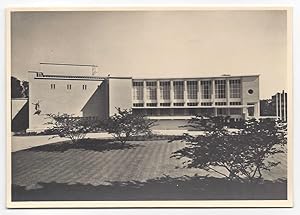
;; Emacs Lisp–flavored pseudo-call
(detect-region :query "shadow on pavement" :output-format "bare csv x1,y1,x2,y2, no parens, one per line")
12,175,287,201
23,138,139,153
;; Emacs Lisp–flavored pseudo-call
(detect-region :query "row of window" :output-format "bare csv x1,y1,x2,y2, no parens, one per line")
133,102,243,107
133,80,242,101
50,84,88,90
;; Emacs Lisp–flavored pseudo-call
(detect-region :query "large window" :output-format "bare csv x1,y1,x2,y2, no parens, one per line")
146,81,157,100
187,81,198,99
215,80,226,99
173,81,184,100
201,80,212,99
160,81,170,100
133,81,144,100
229,79,241,98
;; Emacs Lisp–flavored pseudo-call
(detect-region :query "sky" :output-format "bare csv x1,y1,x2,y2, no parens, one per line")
11,10,287,99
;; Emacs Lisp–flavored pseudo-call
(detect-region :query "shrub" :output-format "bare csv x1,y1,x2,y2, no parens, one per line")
45,113,97,144
171,116,287,182
101,108,156,145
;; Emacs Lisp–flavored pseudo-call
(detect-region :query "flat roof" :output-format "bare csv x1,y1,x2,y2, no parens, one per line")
133,74,260,80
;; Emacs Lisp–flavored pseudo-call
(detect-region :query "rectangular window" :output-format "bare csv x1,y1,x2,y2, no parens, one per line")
173,102,184,106
201,102,213,106
187,81,198,99
82,85,87,90
160,103,171,107
247,103,255,116
230,102,242,106
133,81,144,100
215,80,226,99
217,108,228,116
215,102,227,106
201,81,212,99
50,84,55,90
146,103,157,107
133,103,144,107
160,81,170,100
67,84,71,90
229,80,241,98
229,108,242,115
173,81,184,100
187,102,198,106
146,81,157,100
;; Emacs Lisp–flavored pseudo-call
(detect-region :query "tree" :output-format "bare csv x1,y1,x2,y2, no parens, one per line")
171,116,287,182
101,108,156,145
11,76,29,98
45,113,97,144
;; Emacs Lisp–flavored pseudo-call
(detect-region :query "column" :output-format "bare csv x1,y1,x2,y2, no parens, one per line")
184,80,188,105
226,79,230,105
143,80,147,107
170,80,174,107
211,79,215,105
198,80,201,105
279,93,282,120
157,80,160,107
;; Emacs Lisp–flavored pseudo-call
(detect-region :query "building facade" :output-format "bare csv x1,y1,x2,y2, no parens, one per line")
26,64,260,131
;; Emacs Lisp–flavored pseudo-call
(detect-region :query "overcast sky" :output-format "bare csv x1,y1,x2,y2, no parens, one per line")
11,10,287,98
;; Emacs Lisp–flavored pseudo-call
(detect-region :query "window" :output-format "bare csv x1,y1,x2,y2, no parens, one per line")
187,102,198,106
229,108,242,115
173,81,184,100
229,80,241,98
133,81,144,100
82,85,87,90
215,80,226,99
201,81,212,99
160,81,170,100
230,102,242,106
201,102,213,106
217,108,228,116
50,84,55,90
133,103,144,107
247,103,255,116
187,81,198,99
215,102,227,106
146,103,157,107
160,103,171,107
174,102,184,106
67,84,72,90
146,81,157,100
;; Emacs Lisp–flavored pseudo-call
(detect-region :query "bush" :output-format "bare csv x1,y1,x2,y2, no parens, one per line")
171,116,287,182
45,113,98,144
100,108,156,145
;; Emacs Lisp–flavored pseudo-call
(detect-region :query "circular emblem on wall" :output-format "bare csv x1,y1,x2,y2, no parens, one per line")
248,89,254,95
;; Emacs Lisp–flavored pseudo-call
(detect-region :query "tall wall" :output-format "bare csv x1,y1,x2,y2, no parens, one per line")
241,76,260,118
28,72,105,131
108,78,133,116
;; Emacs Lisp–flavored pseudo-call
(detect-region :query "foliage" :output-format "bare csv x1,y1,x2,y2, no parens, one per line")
11,76,29,98
45,113,97,143
171,116,287,182
101,108,156,145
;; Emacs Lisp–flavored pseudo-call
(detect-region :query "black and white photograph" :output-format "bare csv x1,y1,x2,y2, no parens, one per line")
7,7,292,208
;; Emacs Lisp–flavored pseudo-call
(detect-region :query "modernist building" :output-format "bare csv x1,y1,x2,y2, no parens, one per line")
27,63,260,131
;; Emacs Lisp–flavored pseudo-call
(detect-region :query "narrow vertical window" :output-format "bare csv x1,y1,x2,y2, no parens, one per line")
82,85,87,90
173,81,184,100
146,81,157,100
133,81,144,100
50,84,55,90
201,81,212,99
215,80,226,99
229,80,241,98
160,81,170,100
187,81,198,99
67,84,72,90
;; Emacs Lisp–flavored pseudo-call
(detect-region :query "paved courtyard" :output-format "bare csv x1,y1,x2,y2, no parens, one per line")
12,138,287,194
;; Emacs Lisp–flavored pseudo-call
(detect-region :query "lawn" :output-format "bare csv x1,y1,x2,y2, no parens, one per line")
12,138,287,201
